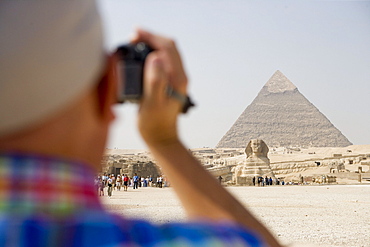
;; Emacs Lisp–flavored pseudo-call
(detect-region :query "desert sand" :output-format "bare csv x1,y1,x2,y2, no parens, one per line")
100,184,370,247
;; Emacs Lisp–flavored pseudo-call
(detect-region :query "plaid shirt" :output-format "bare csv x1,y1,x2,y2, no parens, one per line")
0,153,267,247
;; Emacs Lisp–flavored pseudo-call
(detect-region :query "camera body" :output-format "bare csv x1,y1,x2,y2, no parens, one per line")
116,42,153,103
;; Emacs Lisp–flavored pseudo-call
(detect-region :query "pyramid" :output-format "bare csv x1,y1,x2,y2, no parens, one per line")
216,71,352,148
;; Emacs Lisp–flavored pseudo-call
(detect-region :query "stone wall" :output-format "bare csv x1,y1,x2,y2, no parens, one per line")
270,154,369,175
102,154,161,179
270,161,317,175
116,161,160,179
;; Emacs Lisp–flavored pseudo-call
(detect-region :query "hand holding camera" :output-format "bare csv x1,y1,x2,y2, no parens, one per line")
119,29,193,146
116,34,194,113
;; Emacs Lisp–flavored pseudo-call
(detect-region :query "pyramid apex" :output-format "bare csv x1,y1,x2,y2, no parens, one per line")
263,70,297,93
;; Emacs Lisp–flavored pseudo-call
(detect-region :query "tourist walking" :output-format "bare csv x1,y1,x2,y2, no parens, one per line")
157,175,163,188
123,174,129,191
99,177,105,196
133,173,139,189
111,174,116,190
107,176,113,197
116,174,122,191
102,173,108,186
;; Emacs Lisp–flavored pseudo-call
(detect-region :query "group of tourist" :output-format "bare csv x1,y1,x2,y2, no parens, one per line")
94,174,165,197
252,176,285,186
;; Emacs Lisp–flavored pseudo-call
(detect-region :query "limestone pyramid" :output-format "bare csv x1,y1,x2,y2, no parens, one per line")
216,71,352,148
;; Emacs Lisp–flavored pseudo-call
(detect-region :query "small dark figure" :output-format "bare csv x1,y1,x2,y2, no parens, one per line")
133,173,139,189
252,176,256,186
258,177,262,186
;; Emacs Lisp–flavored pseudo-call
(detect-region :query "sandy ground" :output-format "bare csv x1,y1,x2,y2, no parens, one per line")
100,184,370,247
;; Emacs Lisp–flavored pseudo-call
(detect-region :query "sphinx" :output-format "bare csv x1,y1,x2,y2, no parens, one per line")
233,139,275,185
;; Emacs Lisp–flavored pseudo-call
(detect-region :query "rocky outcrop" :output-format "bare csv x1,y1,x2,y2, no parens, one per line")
216,71,352,148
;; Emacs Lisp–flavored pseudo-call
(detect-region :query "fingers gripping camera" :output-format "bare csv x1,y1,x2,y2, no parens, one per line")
116,42,194,114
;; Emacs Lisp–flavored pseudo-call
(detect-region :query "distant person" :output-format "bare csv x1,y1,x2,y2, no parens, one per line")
133,173,139,189
111,174,116,190
99,177,105,196
116,174,122,191
102,173,108,186
123,174,129,191
218,176,223,184
157,175,163,188
140,176,144,187
107,176,113,197
0,1,281,246
252,176,256,186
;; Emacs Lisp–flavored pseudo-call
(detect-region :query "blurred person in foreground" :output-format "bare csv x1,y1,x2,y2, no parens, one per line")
0,1,281,246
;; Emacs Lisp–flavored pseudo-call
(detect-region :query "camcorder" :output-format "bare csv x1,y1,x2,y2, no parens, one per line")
116,42,194,113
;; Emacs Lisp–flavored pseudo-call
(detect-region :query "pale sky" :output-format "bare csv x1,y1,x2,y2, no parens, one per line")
98,0,370,149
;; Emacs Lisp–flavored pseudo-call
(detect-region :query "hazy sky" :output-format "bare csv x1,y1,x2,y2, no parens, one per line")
98,0,370,149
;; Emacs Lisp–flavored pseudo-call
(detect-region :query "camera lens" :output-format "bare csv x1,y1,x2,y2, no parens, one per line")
135,42,146,52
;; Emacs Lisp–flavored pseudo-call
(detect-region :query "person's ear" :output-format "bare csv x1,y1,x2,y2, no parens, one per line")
96,54,117,123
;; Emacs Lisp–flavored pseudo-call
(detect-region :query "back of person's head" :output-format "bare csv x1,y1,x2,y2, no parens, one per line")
0,0,105,137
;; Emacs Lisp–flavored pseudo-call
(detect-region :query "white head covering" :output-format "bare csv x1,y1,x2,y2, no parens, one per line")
0,0,105,136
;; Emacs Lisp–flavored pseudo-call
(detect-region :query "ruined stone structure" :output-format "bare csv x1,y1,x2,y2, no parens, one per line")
216,70,352,148
102,153,161,179
117,161,160,179
233,139,275,185
312,175,337,184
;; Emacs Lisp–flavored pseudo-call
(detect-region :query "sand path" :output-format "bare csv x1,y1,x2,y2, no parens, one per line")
101,185,370,247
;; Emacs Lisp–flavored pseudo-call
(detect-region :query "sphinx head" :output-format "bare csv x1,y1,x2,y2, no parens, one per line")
245,139,269,158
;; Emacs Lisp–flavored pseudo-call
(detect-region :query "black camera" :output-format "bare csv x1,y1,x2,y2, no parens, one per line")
116,42,195,113
116,42,153,103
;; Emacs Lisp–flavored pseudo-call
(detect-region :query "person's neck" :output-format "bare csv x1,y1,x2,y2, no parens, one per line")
0,132,101,172
0,108,104,173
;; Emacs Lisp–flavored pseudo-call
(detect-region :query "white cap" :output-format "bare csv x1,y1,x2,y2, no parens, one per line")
0,0,105,136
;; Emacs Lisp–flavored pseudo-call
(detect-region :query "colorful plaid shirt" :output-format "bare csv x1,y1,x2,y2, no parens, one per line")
0,153,267,247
